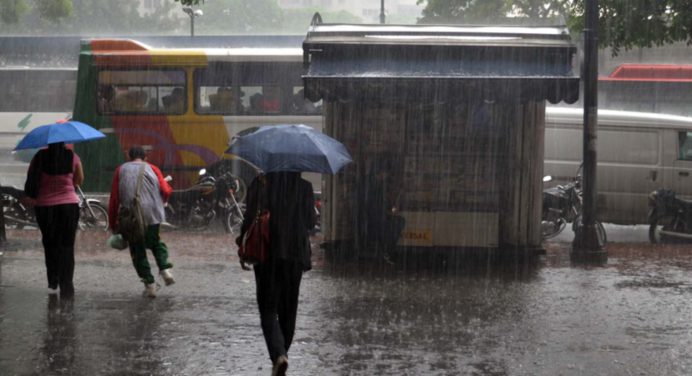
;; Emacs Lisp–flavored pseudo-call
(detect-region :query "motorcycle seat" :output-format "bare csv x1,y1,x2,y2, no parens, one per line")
675,197,692,210
171,183,214,195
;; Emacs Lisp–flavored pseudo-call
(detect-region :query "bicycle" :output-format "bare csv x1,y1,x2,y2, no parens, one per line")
76,186,109,231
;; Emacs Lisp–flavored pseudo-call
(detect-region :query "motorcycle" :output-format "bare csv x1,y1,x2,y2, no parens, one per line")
541,173,606,240
164,169,245,234
2,185,108,231
648,188,692,243
1,186,34,229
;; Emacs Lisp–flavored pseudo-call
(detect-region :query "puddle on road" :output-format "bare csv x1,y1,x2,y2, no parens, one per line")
1,231,692,374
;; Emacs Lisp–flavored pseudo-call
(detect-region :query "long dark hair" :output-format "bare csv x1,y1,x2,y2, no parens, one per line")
24,142,74,198
38,142,74,175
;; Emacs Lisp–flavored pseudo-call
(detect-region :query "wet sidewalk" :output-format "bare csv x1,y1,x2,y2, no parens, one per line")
2,229,692,375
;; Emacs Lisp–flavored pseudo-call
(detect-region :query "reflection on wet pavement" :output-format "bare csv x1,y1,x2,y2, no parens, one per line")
1,229,692,375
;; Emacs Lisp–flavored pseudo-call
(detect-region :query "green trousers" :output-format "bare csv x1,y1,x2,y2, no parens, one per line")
129,224,172,284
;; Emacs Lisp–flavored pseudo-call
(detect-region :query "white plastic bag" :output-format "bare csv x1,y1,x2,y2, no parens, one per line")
107,233,128,250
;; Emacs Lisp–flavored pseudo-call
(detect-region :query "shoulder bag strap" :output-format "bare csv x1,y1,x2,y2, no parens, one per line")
134,163,146,200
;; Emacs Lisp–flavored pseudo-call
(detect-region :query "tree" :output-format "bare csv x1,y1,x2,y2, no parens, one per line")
0,0,182,35
0,0,30,24
416,0,692,54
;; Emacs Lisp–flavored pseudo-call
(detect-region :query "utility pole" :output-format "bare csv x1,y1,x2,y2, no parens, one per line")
572,0,607,264
380,0,385,24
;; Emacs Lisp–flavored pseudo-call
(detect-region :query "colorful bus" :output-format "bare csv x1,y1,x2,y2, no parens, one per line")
72,39,322,192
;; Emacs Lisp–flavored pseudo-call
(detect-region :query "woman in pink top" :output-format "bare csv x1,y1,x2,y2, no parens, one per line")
24,142,84,299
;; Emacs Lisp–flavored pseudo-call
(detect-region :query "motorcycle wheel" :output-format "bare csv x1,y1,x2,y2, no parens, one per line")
649,214,686,244
571,215,608,244
541,218,566,239
78,202,109,231
225,203,245,236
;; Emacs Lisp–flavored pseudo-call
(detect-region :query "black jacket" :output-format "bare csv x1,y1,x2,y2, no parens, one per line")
239,172,315,270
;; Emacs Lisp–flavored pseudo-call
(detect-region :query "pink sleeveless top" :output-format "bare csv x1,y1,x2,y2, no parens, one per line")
35,153,81,207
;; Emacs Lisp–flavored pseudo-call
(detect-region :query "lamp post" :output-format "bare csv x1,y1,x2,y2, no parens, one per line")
573,0,607,264
379,0,385,24
182,7,203,37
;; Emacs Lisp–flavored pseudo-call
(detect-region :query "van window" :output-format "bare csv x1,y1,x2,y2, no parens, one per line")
599,130,658,164
678,132,692,161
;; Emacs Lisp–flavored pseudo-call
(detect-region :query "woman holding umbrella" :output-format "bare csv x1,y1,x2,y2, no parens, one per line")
16,120,104,299
24,142,83,299
229,124,351,375
238,172,315,375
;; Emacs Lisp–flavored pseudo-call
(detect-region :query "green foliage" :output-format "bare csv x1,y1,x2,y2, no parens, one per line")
0,0,30,24
35,0,72,21
0,0,182,34
416,0,692,53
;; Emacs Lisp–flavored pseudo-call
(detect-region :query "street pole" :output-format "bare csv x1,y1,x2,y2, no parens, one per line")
0,186,5,245
572,0,607,264
380,0,385,24
190,14,195,37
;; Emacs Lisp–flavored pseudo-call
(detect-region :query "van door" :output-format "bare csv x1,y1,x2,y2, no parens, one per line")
671,130,692,200
596,127,663,224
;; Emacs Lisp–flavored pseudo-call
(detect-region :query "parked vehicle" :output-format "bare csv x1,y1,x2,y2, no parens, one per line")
164,169,245,234
76,186,109,231
648,189,692,243
541,172,606,241
311,192,321,235
1,186,34,229
2,185,108,231
544,107,692,225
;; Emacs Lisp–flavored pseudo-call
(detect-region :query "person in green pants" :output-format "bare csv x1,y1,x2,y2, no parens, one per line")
108,146,175,298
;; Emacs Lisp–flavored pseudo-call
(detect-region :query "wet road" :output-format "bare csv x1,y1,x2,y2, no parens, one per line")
2,229,692,375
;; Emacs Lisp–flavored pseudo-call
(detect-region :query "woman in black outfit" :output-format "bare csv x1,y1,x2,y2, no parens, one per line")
237,172,315,376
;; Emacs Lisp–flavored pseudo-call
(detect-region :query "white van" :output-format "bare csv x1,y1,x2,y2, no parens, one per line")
544,107,692,225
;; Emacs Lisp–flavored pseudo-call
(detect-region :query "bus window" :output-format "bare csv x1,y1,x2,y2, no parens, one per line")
291,86,322,114
97,69,186,114
678,131,692,160
199,85,245,114
260,86,281,113
245,86,281,114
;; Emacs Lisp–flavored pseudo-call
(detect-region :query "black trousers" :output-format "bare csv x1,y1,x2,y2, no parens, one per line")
254,258,303,363
35,203,80,297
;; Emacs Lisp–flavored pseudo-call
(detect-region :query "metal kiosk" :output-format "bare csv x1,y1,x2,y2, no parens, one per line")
303,22,580,256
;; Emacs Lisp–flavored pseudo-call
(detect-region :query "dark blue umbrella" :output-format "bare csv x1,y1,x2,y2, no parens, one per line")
14,120,106,150
225,124,352,174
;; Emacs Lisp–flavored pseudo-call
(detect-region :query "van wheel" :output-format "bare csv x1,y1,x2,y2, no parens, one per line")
649,214,685,244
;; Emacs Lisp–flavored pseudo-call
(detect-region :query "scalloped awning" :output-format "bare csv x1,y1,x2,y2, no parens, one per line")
303,24,580,104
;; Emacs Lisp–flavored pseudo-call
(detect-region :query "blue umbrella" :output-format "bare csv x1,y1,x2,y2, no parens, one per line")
14,120,106,150
225,124,352,174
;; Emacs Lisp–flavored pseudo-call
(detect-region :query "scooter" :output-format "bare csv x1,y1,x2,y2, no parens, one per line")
648,188,692,243
164,169,245,234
